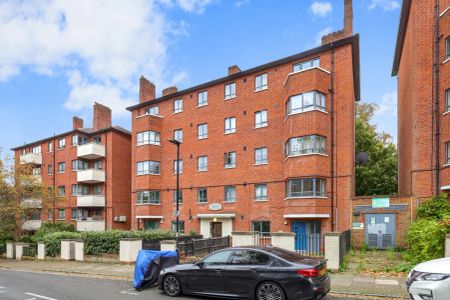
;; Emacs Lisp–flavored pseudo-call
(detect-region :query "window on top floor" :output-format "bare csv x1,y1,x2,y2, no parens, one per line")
293,58,320,72
286,178,326,198
285,135,327,156
225,82,236,99
47,141,53,152
58,138,66,149
286,91,326,116
72,135,88,146
174,99,183,113
255,110,268,128
22,149,27,155
32,146,41,154
174,129,183,143
255,73,268,91
145,106,159,116
93,136,101,144
198,91,208,107
137,130,160,146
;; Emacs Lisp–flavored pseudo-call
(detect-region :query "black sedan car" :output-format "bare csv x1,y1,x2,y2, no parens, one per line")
159,246,330,300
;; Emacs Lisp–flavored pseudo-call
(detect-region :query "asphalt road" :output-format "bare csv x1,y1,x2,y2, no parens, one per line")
0,269,355,300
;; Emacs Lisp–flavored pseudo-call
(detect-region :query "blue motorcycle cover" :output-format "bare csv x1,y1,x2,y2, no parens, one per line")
133,250,179,291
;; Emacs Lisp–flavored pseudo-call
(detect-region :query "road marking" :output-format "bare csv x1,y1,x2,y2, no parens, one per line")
24,293,57,300
25,298,37,300
375,279,399,285
120,289,139,296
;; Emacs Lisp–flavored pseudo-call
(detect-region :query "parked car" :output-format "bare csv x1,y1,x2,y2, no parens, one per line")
159,246,330,300
406,257,450,300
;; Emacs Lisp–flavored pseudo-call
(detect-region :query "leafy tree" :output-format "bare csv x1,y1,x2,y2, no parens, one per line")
0,150,56,241
417,194,450,220
355,103,398,196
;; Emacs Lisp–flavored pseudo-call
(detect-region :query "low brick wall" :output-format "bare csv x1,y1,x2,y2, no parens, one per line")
351,195,417,248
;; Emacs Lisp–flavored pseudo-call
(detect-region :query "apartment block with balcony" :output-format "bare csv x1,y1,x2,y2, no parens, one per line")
393,0,450,199
13,103,132,231
127,0,360,250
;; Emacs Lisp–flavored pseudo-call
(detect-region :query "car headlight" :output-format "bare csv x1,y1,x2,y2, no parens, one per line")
416,272,450,281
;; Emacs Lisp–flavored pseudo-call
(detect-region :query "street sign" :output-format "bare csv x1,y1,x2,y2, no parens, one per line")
352,222,364,230
173,211,180,217
372,197,390,208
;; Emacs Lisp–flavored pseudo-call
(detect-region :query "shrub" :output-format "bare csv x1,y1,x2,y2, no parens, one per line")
417,194,450,221
405,219,450,264
42,231,82,257
33,222,76,242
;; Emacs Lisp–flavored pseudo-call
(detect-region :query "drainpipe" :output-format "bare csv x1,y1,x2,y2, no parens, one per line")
433,0,440,195
330,45,336,232
52,134,56,224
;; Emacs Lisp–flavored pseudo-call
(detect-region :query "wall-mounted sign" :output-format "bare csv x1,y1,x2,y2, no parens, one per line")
372,197,390,208
209,203,222,211
352,222,364,230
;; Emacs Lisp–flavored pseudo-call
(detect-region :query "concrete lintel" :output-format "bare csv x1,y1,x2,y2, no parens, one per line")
324,232,341,236
232,231,257,235
270,232,295,237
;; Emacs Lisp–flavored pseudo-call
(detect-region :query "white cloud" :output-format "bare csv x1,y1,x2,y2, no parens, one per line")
235,0,250,8
0,0,212,118
376,91,397,117
368,0,400,11
314,27,333,46
310,1,332,17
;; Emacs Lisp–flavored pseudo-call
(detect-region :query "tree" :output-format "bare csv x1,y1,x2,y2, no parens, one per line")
355,103,398,196
0,150,54,241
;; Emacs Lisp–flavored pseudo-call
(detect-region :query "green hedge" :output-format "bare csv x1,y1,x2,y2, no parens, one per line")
40,230,174,257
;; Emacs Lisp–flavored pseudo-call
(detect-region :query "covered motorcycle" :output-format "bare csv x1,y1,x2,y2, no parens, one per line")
133,250,179,291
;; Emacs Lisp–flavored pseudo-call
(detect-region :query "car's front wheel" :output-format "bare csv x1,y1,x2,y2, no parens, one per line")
256,281,285,300
162,274,182,297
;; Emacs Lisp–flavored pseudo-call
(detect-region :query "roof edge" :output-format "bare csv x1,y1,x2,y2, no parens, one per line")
392,0,412,76
127,34,361,111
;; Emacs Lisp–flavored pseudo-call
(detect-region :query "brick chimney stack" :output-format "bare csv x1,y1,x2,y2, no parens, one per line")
93,102,112,131
73,116,84,129
162,86,178,97
228,65,241,75
343,0,353,35
139,76,155,103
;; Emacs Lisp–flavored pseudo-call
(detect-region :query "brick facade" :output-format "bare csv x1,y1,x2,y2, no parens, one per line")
393,0,450,199
127,2,360,239
13,104,132,231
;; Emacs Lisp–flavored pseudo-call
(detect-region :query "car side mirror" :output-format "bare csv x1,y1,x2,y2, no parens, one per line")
195,261,205,268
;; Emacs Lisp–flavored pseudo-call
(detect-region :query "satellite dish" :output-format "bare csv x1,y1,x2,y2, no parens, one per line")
356,152,369,166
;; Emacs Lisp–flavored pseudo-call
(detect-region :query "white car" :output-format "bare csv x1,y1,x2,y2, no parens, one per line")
406,257,450,300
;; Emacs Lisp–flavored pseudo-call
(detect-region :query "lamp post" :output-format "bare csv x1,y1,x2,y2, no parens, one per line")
169,138,181,237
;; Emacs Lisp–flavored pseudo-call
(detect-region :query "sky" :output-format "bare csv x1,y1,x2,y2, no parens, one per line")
0,0,401,156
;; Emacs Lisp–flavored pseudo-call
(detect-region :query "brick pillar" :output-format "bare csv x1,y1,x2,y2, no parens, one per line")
446,234,450,257
324,232,340,270
119,238,142,263
270,232,295,251
93,102,112,130
139,76,155,103
37,242,45,260
73,116,84,129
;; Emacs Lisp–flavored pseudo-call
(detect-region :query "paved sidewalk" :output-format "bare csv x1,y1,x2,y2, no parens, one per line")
0,258,409,299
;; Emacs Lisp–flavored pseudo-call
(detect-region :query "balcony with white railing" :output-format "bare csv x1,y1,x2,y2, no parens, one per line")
22,220,42,231
77,169,105,183
77,143,105,160
20,153,42,165
76,194,106,207
76,218,106,231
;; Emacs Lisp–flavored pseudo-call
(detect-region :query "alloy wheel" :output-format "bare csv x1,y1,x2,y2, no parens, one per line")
163,275,181,297
257,282,284,300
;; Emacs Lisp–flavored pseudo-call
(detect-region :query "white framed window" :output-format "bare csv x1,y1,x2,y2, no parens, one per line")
255,73,268,91
32,167,41,176
71,184,88,196
224,117,236,134
198,123,208,139
171,221,185,234
145,106,159,115
32,145,41,154
174,129,183,143
224,186,236,202
446,89,450,112
137,130,161,146
72,135,88,146
47,164,53,175
137,190,160,204
198,156,208,172
174,99,183,113
57,186,65,197
71,160,88,171
173,159,183,174
293,58,320,72
252,221,270,234
58,209,65,220
285,135,326,156
446,142,450,165
47,209,53,220
255,184,268,201
93,160,102,170
93,136,101,144
198,91,208,107
58,162,66,173
286,91,326,115
255,147,268,165
224,151,236,168
93,185,102,195
173,190,183,204
446,36,450,59
225,82,236,99
58,138,66,149
197,188,207,203
255,110,268,128
286,178,326,198
137,161,161,175
47,141,53,152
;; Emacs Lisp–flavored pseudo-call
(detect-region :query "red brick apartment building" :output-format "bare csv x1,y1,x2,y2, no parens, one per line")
393,0,450,199
12,103,132,232
127,0,360,246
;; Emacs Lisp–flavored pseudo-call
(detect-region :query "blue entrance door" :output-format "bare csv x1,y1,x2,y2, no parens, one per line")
365,214,396,249
292,221,321,254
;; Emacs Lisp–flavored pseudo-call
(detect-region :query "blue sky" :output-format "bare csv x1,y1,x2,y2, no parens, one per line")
0,0,400,156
